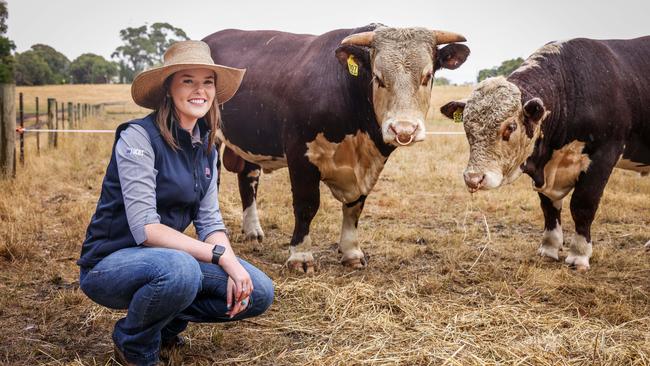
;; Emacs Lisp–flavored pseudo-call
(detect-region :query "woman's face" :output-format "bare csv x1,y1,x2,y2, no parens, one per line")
169,68,216,126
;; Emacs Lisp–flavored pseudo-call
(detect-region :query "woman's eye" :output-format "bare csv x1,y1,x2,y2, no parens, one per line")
183,79,193,84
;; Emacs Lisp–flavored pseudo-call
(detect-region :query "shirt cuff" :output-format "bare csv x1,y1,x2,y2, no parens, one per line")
131,213,161,245
200,227,228,242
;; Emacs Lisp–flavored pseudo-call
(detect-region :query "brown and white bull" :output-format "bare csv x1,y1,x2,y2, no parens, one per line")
204,24,469,272
441,37,650,271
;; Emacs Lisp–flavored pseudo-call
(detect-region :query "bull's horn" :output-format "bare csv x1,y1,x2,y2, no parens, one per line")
340,31,375,47
432,30,466,45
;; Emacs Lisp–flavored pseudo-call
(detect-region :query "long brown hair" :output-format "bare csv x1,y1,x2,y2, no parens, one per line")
154,72,221,151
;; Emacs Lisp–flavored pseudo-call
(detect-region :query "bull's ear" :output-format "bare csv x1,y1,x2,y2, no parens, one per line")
435,44,470,70
522,98,545,138
523,98,545,122
440,100,467,120
335,45,371,72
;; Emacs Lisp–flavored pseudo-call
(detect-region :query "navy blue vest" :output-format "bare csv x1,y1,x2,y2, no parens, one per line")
77,114,216,268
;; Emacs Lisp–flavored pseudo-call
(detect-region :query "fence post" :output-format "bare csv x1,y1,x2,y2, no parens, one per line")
67,102,73,129
19,92,24,166
35,97,40,155
60,102,64,129
77,103,81,125
54,99,58,147
47,98,56,147
0,84,16,179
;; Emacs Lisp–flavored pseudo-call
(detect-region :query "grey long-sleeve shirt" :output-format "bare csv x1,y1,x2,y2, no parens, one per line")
115,124,226,244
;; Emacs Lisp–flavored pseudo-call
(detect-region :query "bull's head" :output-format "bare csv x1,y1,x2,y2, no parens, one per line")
441,77,547,192
335,27,469,147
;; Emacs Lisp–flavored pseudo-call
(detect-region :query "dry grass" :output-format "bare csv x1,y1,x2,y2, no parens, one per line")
15,84,147,115
0,85,649,365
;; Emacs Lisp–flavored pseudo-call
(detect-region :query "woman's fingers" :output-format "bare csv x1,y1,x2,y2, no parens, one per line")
228,296,250,318
239,279,253,301
235,280,244,303
229,299,242,317
226,278,234,309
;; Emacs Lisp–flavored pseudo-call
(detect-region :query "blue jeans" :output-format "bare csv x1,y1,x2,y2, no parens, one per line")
79,246,274,365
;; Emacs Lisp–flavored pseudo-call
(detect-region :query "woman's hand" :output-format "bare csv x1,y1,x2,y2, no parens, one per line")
221,252,253,318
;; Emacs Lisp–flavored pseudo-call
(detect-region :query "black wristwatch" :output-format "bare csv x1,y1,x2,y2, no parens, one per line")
211,244,226,265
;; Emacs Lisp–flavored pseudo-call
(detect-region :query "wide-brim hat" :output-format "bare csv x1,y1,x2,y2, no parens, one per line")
131,40,246,110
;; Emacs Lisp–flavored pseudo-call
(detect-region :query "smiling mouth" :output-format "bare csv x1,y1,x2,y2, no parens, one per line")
188,98,207,105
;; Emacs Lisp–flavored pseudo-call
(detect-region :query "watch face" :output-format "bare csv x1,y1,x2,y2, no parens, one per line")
211,245,225,264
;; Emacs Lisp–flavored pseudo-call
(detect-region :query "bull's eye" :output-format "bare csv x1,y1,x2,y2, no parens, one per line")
421,72,432,86
502,122,517,141
373,74,386,88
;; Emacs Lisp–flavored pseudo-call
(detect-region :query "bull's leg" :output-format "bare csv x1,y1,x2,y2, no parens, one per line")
286,160,320,274
537,193,563,260
237,161,264,242
339,196,367,268
567,144,621,271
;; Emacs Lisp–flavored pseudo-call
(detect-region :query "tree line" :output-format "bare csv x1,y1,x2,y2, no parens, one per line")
0,2,188,85
0,1,525,86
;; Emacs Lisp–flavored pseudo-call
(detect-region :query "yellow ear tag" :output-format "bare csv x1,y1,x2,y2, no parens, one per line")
347,55,359,76
453,108,463,123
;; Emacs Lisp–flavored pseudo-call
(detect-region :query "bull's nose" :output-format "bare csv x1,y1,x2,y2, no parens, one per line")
390,121,418,146
463,172,485,191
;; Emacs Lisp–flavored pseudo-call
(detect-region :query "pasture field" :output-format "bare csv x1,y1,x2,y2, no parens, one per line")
1,85,649,365
14,84,146,115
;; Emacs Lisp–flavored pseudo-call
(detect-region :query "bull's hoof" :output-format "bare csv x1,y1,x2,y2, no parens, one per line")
340,249,367,269
537,245,559,261
242,228,265,243
565,253,590,272
645,240,650,251
244,232,264,243
286,251,315,274
341,256,367,269
575,265,590,272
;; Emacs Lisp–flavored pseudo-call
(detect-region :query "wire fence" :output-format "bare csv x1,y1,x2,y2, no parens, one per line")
0,84,117,178
0,83,466,180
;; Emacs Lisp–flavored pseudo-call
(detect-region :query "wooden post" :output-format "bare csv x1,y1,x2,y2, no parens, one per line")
54,99,58,147
76,103,80,125
47,98,56,147
67,102,73,129
0,84,16,179
19,92,24,166
61,102,65,129
35,97,40,155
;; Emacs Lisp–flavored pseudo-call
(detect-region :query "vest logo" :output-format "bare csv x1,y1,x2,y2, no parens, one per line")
205,167,211,179
126,147,145,157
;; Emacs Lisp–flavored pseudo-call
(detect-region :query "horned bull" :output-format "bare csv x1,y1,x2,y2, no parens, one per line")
441,37,650,271
204,24,469,272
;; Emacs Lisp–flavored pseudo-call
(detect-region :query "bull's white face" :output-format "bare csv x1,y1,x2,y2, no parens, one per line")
449,78,543,192
337,27,469,148
371,45,433,147
464,106,531,191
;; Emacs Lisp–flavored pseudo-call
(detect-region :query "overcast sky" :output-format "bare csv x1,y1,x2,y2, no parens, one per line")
6,0,650,84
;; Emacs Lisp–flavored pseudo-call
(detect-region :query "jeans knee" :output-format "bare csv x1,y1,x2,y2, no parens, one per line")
249,272,274,317
152,250,202,308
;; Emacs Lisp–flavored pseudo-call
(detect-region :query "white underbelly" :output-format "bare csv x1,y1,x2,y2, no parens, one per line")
616,158,650,174
305,132,386,204
216,129,287,172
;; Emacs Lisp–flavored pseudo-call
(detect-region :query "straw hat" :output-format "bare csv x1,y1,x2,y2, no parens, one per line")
131,40,246,109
